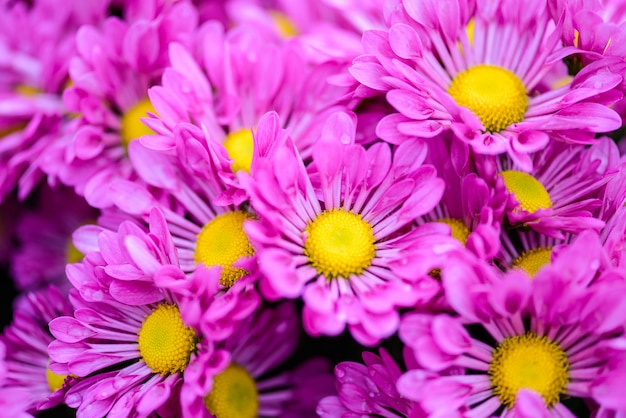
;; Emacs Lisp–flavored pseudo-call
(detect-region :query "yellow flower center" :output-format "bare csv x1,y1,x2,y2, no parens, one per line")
489,332,569,408
46,363,67,392
120,98,157,149
223,128,254,173
16,84,40,96
511,247,552,277
448,64,528,132
269,10,298,37
500,170,552,213
137,304,196,375
438,218,470,245
194,211,256,287
304,209,376,279
204,363,259,418
66,239,84,264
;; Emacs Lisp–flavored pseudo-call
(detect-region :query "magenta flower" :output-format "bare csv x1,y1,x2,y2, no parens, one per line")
549,0,626,59
10,185,97,293
479,138,619,239
2,17,114,201
42,0,199,208
141,22,352,196
397,252,626,416
1,286,73,413
317,348,414,417
180,301,333,418
0,341,32,418
104,137,261,290
49,235,258,417
352,0,623,170
419,134,505,260
0,0,107,202
242,111,459,345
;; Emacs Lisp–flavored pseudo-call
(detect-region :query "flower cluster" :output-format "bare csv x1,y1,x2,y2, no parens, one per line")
2,0,626,417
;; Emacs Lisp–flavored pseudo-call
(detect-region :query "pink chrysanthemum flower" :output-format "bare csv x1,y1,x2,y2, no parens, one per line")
0,0,107,201
352,0,623,170
141,22,352,199
478,138,619,238
397,252,626,417
10,185,97,292
1,286,73,413
42,0,199,208
317,348,415,417
549,0,626,59
49,221,259,417
242,111,460,345
0,341,33,418
98,138,261,290
180,301,334,418
418,134,505,260
220,0,383,62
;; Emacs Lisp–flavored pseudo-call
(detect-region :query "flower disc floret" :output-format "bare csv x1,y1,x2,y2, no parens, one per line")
194,211,256,287
489,332,569,408
501,170,552,213
46,364,67,392
304,209,376,279
121,98,157,148
438,218,470,245
223,128,254,173
137,304,196,375
512,247,552,277
204,363,259,418
448,65,528,132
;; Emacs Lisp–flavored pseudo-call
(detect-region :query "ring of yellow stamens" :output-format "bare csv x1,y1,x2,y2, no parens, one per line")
46,363,68,392
137,304,196,375
120,98,157,149
223,128,254,173
204,363,259,418
194,211,256,287
489,332,569,408
448,64,528,132
500,170,553,214
511,247,552,277
269,10,298,38
304,208,376,280
438,218,471,245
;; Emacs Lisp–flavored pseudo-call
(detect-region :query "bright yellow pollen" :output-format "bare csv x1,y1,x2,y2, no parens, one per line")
194,211,255,287
66,239,84,264
204,363,259,418
489,332,569,408
501,170,553,214
120,98,157,149
511,247,552,277
448,64,528,132
223,128,254,173
16,84,40,96
46,363,67,392
438,218,470,245
137,304,195,375
269,10,298,38
573,30,580,48
466,19,475,46
304,208,376,279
